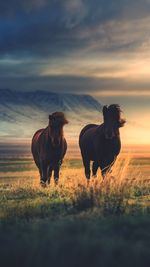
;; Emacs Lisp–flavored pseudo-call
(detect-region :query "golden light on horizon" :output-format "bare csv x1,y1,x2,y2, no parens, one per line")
95,90,150,96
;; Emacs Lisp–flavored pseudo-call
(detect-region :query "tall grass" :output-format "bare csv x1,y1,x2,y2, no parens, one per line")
70,155,150,215
0,155,149,221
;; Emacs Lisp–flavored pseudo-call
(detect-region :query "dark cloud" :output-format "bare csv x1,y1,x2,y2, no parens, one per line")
0,0,150,58
0,1,150,94
1,74,150,94
1,0,150,19
0,0,49,16
0,75,99,92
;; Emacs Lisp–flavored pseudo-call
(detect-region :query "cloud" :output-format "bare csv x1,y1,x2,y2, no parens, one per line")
1,73,150,95
0,0,48,16
0,0,150,95
0,0,150,58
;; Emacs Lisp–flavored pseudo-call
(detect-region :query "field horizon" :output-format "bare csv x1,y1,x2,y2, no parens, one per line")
0,141,150,159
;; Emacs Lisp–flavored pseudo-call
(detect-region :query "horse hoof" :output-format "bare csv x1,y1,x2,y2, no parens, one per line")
92,175,97,178
40,180,47,188
54,178,59,186
85,174,90,179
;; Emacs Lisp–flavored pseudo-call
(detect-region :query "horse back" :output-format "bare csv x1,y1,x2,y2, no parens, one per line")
32,129,44,143
79,124,98,140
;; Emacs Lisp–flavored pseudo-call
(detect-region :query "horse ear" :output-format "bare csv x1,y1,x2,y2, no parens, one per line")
103,105,108,117
49,115,53,121
103,105,108,122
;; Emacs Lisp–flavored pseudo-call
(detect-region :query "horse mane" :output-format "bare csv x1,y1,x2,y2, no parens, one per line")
118,118,126,127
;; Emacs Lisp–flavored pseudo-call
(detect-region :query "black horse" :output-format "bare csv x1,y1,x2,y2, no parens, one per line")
79,104,126,180
31,112,68,186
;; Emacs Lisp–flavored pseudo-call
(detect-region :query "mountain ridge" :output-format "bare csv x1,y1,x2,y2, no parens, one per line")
0,89,103,139
0,88,102,112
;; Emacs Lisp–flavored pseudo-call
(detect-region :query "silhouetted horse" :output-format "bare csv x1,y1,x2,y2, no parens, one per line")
31,112,68,186
79,104,126,180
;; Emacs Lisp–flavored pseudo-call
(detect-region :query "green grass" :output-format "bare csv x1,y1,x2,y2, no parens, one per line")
0,213,150,267
0,157,149,173
0,157,150,267
0,159,35,172
0,158,83,173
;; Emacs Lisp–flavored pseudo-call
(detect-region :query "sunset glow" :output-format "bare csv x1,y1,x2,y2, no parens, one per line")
0,0,150,147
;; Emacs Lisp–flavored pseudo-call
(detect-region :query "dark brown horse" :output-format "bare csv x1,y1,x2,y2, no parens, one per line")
79,104,126,180
31,112,68,186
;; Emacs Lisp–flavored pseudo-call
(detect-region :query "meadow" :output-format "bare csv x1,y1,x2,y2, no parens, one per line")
0,155,150,267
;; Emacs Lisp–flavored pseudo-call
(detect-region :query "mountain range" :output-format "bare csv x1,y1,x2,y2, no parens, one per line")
0,89,103,140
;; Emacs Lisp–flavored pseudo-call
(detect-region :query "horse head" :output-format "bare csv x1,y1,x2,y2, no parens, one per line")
48,112,68,147
103,104,126,139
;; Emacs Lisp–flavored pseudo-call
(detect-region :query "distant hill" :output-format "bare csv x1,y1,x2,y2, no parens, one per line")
0,89,103,140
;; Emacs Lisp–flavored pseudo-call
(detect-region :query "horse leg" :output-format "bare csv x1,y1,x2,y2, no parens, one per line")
82,157,91,180
101,156,116,178
34,159,42,180
38,167,42,180
101,165,110,178
54,164,60,185
35,161,45,185
47,166,53,185
40,161,48,186
92,161,99,177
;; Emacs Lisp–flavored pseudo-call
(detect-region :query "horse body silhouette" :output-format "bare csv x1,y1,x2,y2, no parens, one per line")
79,104,126,180
31,112,68,186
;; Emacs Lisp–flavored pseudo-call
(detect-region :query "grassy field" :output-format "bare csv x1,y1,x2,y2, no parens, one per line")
0,156,150,267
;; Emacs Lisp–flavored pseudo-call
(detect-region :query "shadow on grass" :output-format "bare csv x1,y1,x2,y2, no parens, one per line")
0,214,150,267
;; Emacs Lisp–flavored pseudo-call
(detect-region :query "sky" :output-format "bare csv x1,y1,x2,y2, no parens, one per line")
0,0,150,144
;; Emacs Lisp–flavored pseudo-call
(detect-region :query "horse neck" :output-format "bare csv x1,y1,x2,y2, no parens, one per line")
47,126,64,143
97,123,104,131
44,126,51,142
101,122,120,138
